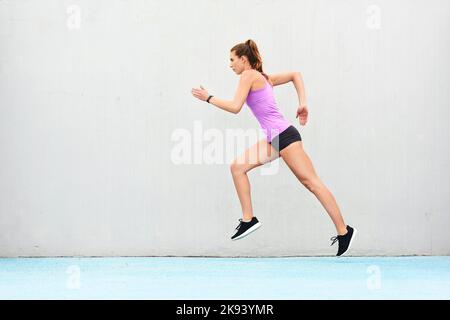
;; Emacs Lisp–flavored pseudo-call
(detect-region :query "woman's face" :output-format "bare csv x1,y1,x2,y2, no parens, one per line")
229,51,248,75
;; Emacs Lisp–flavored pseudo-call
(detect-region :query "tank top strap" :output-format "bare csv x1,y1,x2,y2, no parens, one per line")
261,74,272,88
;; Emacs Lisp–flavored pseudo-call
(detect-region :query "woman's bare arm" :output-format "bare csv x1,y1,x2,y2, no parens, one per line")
292,72,307,106
269,71,307,106
268,72,296,86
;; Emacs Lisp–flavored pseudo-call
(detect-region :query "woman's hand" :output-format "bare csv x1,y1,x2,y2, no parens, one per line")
191,85,210,102
296,104,309,126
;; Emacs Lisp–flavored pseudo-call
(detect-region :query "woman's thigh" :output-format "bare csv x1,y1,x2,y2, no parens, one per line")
279,141,319,184
231,138,280,173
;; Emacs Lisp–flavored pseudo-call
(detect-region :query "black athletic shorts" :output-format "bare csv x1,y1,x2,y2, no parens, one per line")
269,125,302,152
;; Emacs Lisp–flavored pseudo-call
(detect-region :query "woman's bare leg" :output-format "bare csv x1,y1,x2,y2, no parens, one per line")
280,141,348,235
230,139,279,221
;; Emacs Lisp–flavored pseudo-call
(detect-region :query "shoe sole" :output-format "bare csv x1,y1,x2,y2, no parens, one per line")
338,228,357,257
231,222,262,241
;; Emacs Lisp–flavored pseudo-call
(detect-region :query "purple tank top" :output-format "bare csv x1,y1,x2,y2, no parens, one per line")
245,75,291,142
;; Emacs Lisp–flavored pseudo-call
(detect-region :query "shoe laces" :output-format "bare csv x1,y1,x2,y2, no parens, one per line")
235,219,243,230
330,235,340,246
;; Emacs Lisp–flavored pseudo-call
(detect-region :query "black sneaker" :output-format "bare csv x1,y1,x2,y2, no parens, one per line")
231,217,262,240
330,225,357,256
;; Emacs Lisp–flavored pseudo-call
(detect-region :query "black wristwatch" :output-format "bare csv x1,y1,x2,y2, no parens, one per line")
206,95,214,103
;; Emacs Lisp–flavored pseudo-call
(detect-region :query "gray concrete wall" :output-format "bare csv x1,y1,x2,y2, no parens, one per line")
1,0,449,257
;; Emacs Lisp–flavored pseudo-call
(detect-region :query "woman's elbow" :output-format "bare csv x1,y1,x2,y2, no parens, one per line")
233,105,242,114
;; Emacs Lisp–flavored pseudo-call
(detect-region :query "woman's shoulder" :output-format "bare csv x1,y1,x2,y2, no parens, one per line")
243,70,274,88
259,71,274,87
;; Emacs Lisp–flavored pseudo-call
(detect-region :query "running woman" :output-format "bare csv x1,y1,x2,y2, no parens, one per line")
191,39,356,256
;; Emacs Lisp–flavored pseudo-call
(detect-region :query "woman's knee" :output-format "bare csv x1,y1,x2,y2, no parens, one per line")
301,176,322,193
230,161,245,176
230,160,256,176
